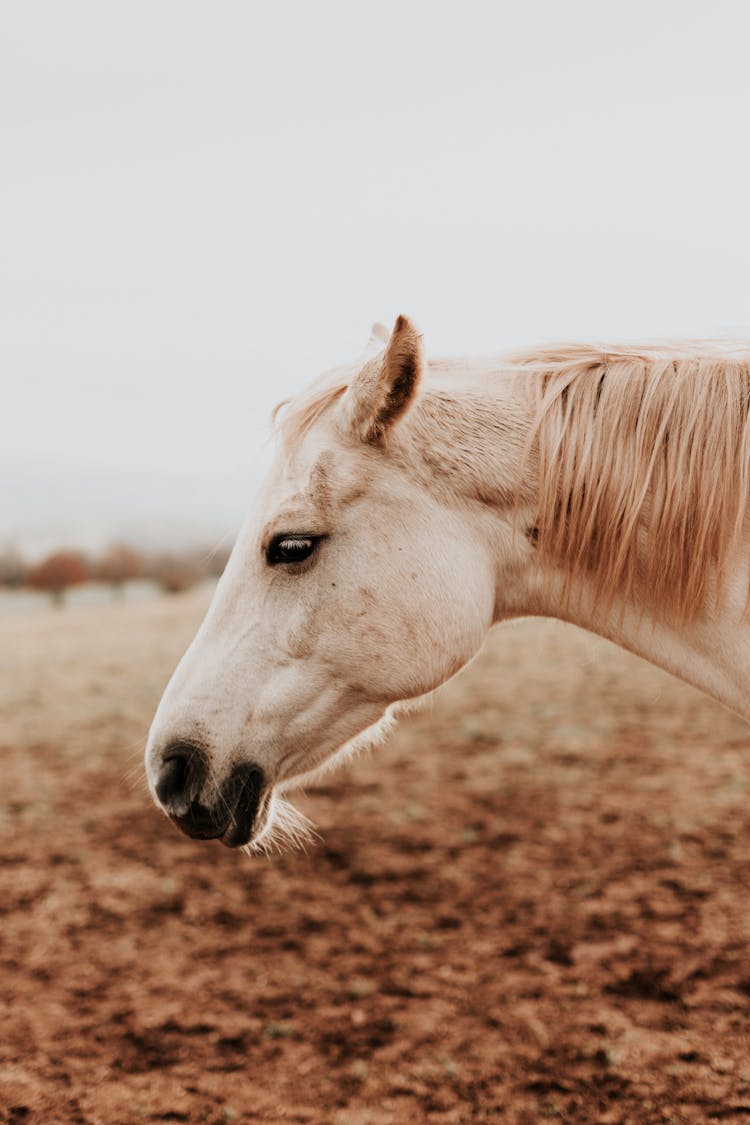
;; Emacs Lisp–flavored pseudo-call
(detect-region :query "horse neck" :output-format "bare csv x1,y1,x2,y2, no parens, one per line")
411,362,750,722
527,572,750,722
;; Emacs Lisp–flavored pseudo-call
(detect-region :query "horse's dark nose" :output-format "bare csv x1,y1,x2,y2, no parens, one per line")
154,743,265,847
155,741,207,820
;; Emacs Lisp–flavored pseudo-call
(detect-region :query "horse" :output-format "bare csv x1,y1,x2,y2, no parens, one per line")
144,316,750,853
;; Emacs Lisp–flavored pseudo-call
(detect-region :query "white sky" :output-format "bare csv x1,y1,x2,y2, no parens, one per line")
2,0,749,550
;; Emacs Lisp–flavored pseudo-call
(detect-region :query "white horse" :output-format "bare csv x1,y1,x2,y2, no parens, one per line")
145,316,750,851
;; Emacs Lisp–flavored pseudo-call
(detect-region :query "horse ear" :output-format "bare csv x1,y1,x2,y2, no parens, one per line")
358,321,391,361
368,321,390,350
340,315,423,444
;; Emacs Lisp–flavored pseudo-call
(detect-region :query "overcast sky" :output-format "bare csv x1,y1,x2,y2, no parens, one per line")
3,0,749,552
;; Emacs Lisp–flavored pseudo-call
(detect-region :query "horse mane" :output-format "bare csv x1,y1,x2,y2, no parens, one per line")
274,339,750,621
518,341,750,621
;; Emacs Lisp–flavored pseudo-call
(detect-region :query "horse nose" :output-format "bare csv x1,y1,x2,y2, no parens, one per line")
153,742,265,847
155,741,207,819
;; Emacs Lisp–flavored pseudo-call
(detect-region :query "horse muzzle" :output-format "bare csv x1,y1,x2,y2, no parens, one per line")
154,741,265,849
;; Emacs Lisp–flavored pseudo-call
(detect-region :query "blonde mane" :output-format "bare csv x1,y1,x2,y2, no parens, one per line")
275,340,750,622
520,342,750,621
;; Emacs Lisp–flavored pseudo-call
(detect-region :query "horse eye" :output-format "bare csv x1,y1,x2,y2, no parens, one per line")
266,535,321,566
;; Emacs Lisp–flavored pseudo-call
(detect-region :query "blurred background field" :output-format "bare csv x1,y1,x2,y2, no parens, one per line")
2,588,750,1123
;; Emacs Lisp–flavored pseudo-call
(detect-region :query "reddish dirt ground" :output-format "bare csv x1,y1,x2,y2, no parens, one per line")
1,590,750,1123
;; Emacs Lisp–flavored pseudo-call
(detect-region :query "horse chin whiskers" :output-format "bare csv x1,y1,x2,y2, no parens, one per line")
241,792,319,858
239,715,401,858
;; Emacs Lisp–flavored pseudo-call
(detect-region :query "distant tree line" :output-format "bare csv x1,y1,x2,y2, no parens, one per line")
0,542,232,606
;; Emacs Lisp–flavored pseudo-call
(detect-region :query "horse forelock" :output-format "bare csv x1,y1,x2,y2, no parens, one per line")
272,377,349,451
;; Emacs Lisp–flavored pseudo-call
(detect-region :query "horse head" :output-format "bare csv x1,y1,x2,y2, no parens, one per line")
144,316,505,850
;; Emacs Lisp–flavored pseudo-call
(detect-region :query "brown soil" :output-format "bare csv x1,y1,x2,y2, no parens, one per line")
1,589,750,1124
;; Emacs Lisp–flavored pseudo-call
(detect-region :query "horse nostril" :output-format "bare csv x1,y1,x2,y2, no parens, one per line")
155,741,207,817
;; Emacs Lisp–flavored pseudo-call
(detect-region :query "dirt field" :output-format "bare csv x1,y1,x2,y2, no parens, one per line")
1,589,750,1124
